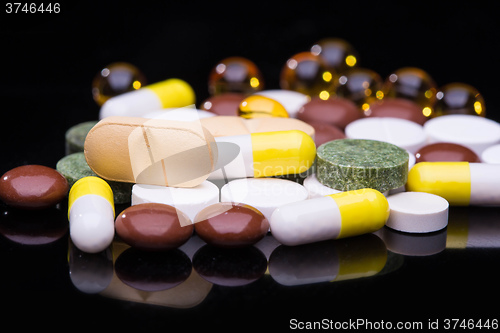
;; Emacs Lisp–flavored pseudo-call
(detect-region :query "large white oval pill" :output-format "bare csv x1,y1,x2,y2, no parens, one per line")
220,178,308,221
345,117,426,154
131,180,220,222
424,114,500,156
386,191,449,233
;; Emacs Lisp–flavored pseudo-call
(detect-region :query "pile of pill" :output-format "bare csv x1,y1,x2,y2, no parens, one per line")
1,37,499,256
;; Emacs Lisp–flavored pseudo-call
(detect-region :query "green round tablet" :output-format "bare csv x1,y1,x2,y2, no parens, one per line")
56,152,132,204
316,139,409,192
65,120,99,155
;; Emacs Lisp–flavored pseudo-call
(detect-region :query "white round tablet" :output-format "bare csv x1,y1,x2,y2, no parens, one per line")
131,180,220,221
345,117,426,154
386,192,449,233
254,89,310,118
424,114,500,156
303,174,342,199
220,178,308,221
481,144,500,163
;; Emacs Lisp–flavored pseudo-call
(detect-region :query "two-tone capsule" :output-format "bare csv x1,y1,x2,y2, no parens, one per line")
407,162,500,206
270,188,390,246
68,176,115,253
210,129,316,179
99,78,195,119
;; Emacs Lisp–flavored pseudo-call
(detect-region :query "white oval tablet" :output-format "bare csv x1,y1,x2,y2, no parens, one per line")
424,114,500,156
481,144,500,163
303,174,342,199
143,108,216,121
220,178,308,221
254,89,310,118
131,180,220,221
386,191,449,233
345,117,426,154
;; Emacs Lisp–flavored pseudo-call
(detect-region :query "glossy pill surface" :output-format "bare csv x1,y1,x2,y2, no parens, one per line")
297,97,362,130
415,143,480,163
68,176,115,253
270,188,389,246
115,203,193,251
194,202,270,248
0,165,69,209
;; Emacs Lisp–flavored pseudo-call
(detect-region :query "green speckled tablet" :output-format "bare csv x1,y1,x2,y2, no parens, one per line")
316,139,409,192
56,152,132,204
65,120,99,154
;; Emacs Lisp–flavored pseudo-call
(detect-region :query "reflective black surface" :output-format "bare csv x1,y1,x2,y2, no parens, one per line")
2,3,500,331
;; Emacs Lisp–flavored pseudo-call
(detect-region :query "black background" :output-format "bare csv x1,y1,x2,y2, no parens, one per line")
1,2,500,330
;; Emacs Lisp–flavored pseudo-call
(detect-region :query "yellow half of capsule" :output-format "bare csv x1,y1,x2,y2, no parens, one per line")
146,78,196,108
327,188,390,239
250,130,316,177
407,162,471,205
68,176,114,218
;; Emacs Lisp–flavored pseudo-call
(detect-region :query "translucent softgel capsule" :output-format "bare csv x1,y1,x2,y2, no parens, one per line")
383,67,437,118
310,38,359,74
92,62,147,106
280,51,337,100
432,82,486,118
270,188,390,246
208,57,264,96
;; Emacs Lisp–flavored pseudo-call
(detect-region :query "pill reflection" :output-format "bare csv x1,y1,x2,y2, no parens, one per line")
192,244,267,286
0,206,68,245
115,247,192,292
268,234,387,286
446,205,500,248
68,241,113,294
376,227,447,256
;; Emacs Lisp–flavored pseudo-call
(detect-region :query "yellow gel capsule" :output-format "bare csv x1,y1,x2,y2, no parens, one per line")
270,188,389,246
407,162,500,206
238,95,289,118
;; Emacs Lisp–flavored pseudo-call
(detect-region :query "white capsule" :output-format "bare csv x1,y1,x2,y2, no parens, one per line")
68,177,115,253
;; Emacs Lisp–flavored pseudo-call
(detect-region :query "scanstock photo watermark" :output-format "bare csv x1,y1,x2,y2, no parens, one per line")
289,318,499,330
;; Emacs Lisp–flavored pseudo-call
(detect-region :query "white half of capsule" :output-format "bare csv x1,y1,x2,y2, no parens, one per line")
209,134,254,180
99,88,163,119
469,163,500,205
270,196,342,246
69,194,115,253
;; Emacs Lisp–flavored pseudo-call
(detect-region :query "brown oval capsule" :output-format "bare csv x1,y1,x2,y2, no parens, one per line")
0,165,69,210
115,203,193,251
200,92,246,116
297,97,362,130
365,98,427,125
194,202,269,248
415,142,481,163
307,121,346,146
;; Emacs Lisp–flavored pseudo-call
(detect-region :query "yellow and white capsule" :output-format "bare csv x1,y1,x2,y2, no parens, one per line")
99,78,195,119
68,177,115,253
210,129,316,180
407,162,500,206
270,188,390,246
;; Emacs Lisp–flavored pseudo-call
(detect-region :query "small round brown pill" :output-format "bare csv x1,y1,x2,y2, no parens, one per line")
115,203,194,251
0,165,69,210
415,142,481,163
194,202,270,248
